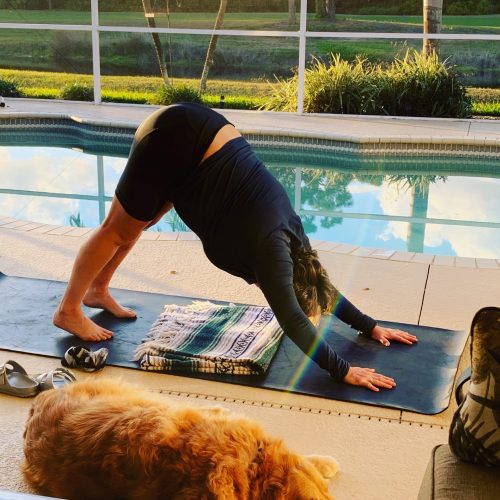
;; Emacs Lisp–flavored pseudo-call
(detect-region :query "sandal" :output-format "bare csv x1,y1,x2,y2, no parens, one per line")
62,345,108,372
449,306,500,466
0,360,39,398
32,367,76,391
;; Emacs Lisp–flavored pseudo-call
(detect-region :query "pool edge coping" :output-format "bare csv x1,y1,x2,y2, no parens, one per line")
1,111,499,148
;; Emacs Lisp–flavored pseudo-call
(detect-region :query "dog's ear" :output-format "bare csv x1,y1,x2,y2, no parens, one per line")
304,455,340,479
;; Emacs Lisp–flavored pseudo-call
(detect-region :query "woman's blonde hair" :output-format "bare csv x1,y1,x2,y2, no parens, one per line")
291,247,339,317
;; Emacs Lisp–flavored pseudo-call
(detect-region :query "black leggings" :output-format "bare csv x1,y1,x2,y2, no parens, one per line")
115,103,231,221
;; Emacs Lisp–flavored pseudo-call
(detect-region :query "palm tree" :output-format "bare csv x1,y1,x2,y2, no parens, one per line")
200,0,228,94
386,174,446,253
423,0,443,56
141,0,170,86
69,212,84,228
164,211,190,232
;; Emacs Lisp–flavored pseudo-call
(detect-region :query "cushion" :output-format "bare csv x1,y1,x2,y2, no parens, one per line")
418,444,500,500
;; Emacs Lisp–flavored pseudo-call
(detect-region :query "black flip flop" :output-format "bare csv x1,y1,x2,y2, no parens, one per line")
62,345,108,372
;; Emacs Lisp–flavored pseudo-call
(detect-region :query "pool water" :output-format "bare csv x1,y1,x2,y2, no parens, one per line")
1,142,499,259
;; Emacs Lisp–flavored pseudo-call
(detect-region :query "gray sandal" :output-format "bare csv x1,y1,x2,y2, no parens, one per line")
0,360,39,398
33,367,76,391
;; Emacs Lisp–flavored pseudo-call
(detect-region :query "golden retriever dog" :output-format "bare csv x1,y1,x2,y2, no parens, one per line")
23,378,339,500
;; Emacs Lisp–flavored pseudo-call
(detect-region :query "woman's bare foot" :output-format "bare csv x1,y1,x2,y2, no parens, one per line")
53,307,113,341
83,290,137,319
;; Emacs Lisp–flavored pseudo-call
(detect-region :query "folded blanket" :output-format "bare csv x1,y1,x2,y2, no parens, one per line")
134,301,283,375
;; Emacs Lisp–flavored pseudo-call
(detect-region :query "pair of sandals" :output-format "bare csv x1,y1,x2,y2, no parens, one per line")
0,346,108,398
0,360,76,398
449,306,500,466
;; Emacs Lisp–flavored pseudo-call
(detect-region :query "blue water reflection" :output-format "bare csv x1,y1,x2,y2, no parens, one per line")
1,143,499,259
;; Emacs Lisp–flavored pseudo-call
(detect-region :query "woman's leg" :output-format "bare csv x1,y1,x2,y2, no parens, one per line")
82,200,174,318
82,237,141,318
53,197,150,341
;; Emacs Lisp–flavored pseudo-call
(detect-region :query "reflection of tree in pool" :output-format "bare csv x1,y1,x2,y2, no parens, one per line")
385,174,447,253
268,166,354,234
354,173,384,187
267,163,449,249
69,212,84,228
162,211,189,232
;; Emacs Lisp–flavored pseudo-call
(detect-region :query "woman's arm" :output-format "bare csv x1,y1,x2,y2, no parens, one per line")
332,294,377,335
254,236,349,381
254,234,395,390
333,292,418,346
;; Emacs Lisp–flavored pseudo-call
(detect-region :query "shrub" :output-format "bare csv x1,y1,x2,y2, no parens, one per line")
472,102,500,116
60,82,94,101
0,78,22,97
377,50,471,117
202,94,265,110
262,49,472,118
262,55,378,114
447,0,492,15
19,87,59,100
153,84,202,105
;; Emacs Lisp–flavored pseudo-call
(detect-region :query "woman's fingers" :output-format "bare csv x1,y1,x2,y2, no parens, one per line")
343,366,396,391
360,368,396,390
385,328,418,345
394,329,418,343
372,373,396,387
373,378,396,389
365,377,394,392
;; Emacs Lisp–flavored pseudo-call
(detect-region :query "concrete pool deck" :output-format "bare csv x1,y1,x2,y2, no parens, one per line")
1,99,499,499
2,97,500,144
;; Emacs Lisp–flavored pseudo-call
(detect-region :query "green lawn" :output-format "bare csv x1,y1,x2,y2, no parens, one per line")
1,68,498,116
0,9,290,29
0,68,269,96
336,14,500,30
0,10,498,99
1,9,499,31
0,68,269,109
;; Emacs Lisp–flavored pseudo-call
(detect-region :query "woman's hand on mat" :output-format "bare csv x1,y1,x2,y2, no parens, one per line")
370,325,418,347
343,367,396,392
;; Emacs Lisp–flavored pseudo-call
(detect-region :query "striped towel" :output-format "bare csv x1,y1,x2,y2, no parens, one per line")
134,301,283,375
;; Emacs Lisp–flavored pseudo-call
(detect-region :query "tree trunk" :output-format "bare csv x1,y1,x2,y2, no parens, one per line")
423,0,443,56
288,0,296,25
141,0,170,86
200,0,228,94
407,184,429,253
327,0,336,20
316,0,335,20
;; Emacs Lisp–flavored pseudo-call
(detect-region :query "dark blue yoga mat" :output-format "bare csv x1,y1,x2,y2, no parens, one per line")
0,272,468,414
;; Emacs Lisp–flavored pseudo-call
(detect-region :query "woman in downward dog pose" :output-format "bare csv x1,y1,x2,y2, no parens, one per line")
54,103,417,391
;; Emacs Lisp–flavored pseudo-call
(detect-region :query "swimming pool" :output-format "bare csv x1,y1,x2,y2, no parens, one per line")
1,123,499,259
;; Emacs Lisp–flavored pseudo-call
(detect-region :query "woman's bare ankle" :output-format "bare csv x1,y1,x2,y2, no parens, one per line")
53,305,113,341
54,303,81,319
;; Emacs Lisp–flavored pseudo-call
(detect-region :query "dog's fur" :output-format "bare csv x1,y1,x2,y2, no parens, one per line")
23,378,339,500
